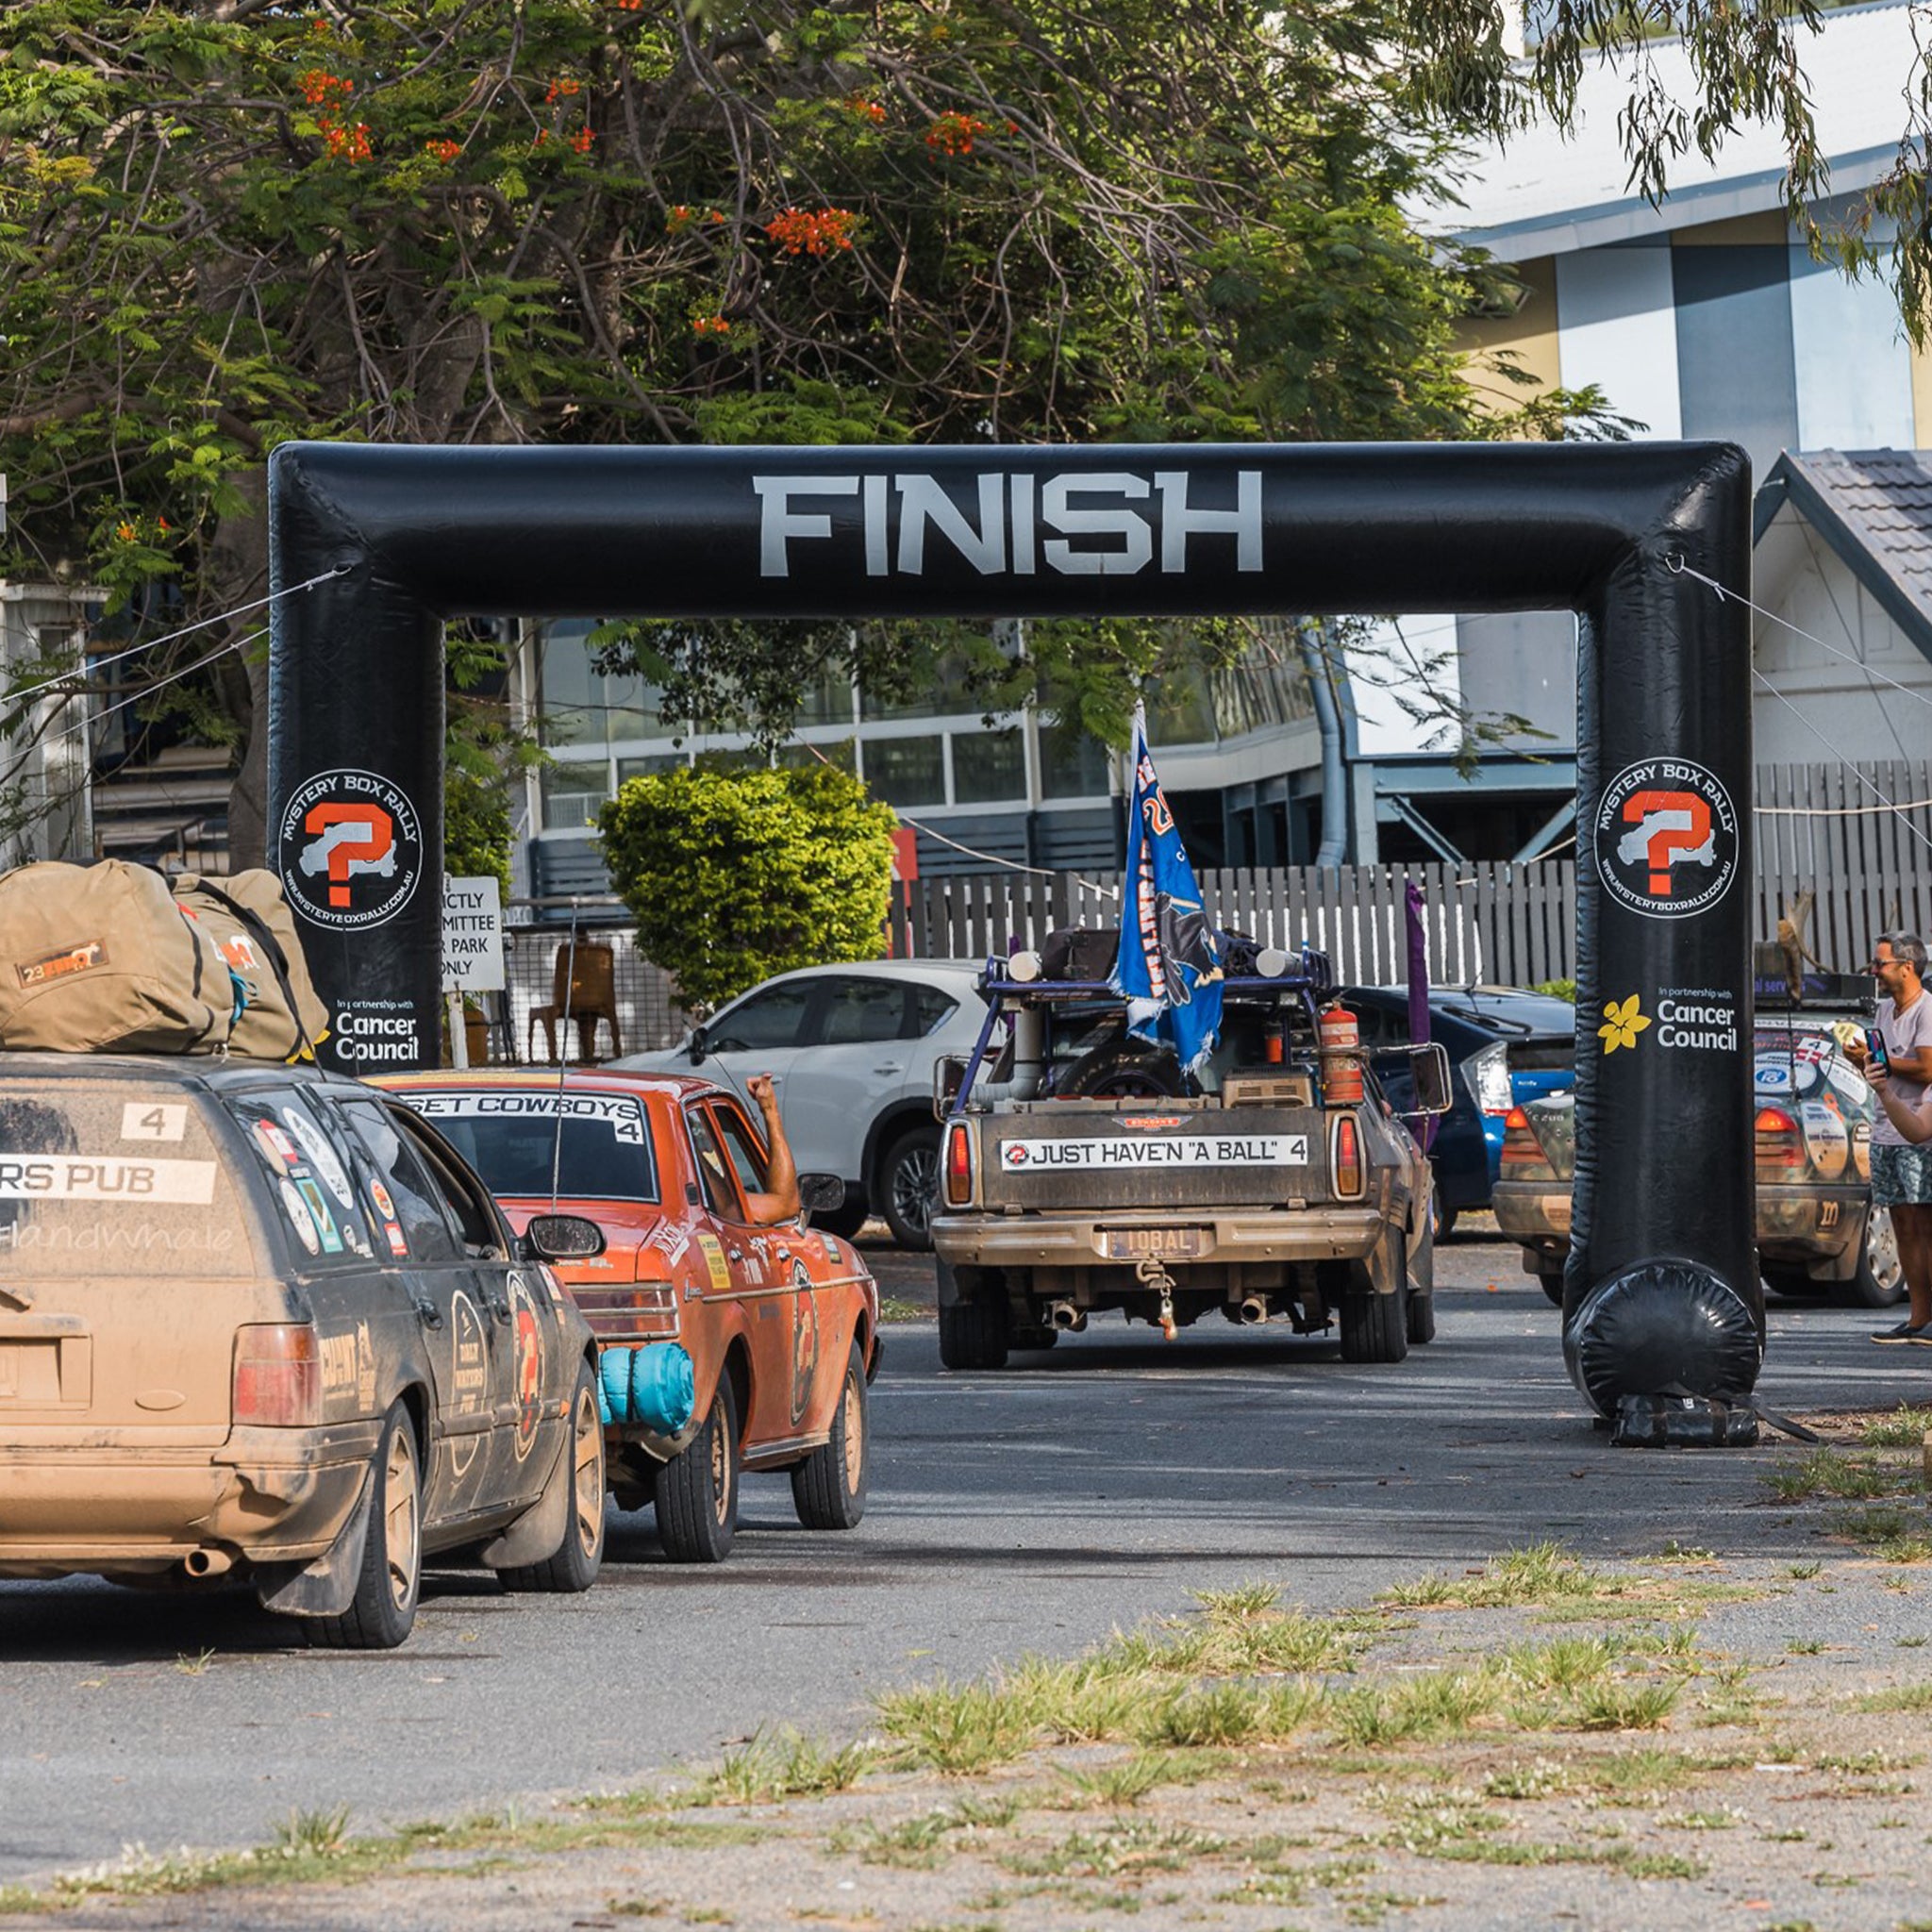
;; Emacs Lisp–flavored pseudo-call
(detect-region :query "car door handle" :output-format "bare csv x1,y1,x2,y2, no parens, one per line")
873,1061,905,1075
412,1298,444,1330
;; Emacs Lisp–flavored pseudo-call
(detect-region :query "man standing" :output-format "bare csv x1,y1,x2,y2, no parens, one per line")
1855,933,1932,1342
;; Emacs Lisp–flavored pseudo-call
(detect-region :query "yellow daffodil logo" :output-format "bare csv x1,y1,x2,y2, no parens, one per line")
1598,994,1651,1055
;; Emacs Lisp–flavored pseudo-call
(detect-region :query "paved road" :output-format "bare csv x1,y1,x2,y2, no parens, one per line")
0,1228,1924,1885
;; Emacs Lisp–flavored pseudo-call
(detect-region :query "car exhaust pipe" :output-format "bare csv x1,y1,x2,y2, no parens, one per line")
183,1547,234,1579
1239,1295,1270,1325
1047,1300,1086,1332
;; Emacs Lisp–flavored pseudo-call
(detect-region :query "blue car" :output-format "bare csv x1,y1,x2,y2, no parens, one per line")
1341,985,1576,1237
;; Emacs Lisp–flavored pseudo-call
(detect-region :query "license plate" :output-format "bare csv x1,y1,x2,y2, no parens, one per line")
1102,1226,1208,1261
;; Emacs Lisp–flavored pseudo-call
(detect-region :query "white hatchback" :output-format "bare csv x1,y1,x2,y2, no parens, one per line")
615,959,990,1248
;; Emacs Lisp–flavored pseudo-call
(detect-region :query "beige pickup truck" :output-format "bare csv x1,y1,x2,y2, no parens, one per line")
929,953,1452,1369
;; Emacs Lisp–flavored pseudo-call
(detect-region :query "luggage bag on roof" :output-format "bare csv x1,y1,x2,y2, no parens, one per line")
172,871,331,1062
0,860,240,1054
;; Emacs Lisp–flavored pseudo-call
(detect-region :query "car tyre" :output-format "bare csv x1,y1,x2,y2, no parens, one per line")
499,1359,607,1593
879,1128,941,1251
939,1296,1009,1371
1538,1270,1565,1307
790,1342,869,1530
308,1402,421,1651
1829,1206,1907,1309
1058,1041,1186,1099
1429,1191,1457,1243
654,1375,740,1563
1339,1241,1409,1364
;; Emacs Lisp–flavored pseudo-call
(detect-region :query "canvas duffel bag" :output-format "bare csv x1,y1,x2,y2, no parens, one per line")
0,860,240,1054
173,871,331,1062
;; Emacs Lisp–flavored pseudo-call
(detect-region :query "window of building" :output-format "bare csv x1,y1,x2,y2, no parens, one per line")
541,760,609,829
1038,723,1112,800
952,727,1025,804
865,735,945,807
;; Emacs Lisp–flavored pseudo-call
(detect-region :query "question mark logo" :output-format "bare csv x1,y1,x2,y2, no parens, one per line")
1618,790,1712,899
302,803,395,908
1595,759,1736,923
278,768,424,931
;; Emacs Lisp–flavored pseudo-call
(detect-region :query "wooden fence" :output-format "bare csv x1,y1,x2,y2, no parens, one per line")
889,760,1932,988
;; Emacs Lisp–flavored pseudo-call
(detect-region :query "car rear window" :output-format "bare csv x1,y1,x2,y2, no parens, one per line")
0,1080,258,1280
392,1090,660,1204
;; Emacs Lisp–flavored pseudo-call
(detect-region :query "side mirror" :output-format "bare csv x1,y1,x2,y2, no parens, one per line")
795,1172,844,1230
1407,1041,1455,1116
523,1213,607,1261
687,1024,708,1067
933,1056,968,1121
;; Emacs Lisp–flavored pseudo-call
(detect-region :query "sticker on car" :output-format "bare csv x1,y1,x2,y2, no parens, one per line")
999,1135,1307,1171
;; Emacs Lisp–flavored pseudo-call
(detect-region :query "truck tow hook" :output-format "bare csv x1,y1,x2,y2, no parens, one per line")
1135,1257,1178,1341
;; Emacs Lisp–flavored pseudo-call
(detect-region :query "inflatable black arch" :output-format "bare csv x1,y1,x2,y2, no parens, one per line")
267,440,1758,1424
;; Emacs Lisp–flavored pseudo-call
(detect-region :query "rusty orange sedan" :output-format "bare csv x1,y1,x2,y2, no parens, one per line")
374,1069,880,1562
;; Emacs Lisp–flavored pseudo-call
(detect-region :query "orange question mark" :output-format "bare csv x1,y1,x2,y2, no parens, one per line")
1621,789,1711,898
304,803,394,907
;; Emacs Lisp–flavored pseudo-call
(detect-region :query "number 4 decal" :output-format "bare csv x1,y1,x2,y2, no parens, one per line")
121,1103,188,1142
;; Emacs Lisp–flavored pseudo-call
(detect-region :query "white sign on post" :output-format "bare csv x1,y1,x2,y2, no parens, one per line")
441,876,506,991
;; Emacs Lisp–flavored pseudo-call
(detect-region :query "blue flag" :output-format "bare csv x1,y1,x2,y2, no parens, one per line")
1113,703,1223,1074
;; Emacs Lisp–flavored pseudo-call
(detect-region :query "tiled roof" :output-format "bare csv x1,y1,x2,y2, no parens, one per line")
1426,0,1914,257
1755,449,1932,664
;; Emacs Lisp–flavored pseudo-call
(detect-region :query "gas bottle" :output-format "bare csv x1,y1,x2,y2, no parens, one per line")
1319,1003,1363,1105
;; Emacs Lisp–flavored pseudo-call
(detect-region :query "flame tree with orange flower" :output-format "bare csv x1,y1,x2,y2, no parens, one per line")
1,0,1656,863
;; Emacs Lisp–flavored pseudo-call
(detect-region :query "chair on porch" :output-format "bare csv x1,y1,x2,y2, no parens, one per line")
526,941,623,1062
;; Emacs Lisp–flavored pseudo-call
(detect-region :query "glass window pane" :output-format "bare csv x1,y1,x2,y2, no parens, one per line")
952,727,1025,804
334,1097,461,1261
707,981,812,1052
541,761,608,830
617,753,688,786
710,1102,772,1206
777,739,857,774
1145,667,1216,745
1038,724,1111,800
820,977,909,1044
915,986,959,1035
684,1107,734,1215
866,736,945,807
861,651,974,721
796,667,856,727
539,625,598,749
394,1091,660,1204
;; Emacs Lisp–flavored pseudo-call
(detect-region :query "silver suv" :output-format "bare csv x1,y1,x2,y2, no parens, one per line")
616,959,988,1247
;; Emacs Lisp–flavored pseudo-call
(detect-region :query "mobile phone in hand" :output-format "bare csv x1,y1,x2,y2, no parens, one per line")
1866,1027,1890,1074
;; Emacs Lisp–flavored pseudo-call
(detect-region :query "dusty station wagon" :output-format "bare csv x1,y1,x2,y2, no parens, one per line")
0,1055,604,1648
375,1070,882,1562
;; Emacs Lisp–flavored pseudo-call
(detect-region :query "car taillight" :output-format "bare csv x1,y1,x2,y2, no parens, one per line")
232,1324,322,1426
1331,1115,1364,1199
1755,1107,1805,1170
944,1122,974,1207
1466,1041,1512,1116
1500,1106,1550,1168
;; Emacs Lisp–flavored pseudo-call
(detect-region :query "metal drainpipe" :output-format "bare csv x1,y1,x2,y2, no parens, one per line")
1300,620,1350,868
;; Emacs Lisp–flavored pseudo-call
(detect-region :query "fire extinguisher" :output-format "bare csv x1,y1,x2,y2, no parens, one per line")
1319,1002,1363,1105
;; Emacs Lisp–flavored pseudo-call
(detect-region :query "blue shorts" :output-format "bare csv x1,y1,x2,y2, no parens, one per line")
1872,1142,1932,1208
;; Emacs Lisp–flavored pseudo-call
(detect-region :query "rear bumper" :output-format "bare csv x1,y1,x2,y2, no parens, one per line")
1491,1183,1569,1247
933,1209,1387,1274
0,1421,381,1574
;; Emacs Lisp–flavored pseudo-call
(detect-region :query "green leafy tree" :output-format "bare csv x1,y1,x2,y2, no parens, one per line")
598,762,897,1009
0,0,1615,857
